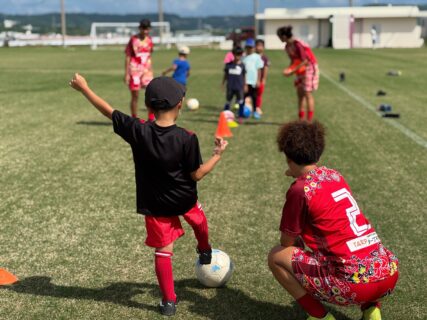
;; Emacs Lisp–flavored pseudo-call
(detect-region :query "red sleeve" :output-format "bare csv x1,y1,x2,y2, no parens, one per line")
294,41,307,61
125,37,133,57
279,180,307,237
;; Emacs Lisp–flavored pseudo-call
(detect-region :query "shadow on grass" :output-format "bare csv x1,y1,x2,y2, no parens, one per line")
0,277,352,319
76,121,112,126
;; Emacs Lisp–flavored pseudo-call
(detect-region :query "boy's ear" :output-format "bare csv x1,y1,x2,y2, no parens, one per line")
177,98,184,109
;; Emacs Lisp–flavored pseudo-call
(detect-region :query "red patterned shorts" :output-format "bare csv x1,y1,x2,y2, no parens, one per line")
128,61,153,91
294,63,319,92
291,247,398,306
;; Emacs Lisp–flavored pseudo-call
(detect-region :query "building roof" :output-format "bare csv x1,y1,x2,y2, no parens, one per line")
256,6,423,20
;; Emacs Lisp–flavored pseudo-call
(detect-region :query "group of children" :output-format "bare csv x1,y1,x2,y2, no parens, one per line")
1,18,399,320
222,38,270,123
68,71,399,319
123,19,272,126
112,21,399,320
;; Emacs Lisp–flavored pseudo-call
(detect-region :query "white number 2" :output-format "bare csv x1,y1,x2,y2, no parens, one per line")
331,188,371,237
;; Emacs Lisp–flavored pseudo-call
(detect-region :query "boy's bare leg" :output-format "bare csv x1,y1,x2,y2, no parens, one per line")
130,90,139,117
268,245,306,298
297,86,306,120
305,91,315,122
268,245,328,318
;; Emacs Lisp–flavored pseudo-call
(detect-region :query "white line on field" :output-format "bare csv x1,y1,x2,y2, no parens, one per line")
321,71,427,149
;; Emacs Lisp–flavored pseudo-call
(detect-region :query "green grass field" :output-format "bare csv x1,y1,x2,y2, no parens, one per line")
0,46,426,320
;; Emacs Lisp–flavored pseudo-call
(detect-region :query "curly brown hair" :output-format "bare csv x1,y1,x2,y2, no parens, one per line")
277,120,325,165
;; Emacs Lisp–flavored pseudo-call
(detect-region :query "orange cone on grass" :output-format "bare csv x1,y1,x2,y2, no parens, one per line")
215,112,233,138
0,268,18,285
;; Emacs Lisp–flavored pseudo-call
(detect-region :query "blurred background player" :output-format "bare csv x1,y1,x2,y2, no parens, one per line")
277,25,319,122
371,26,378,49
70,74,228,316
222,46,246,127
162,46,191,88
242,38,264,120
255,39,270,116
269,120,399,320
124,19,155,120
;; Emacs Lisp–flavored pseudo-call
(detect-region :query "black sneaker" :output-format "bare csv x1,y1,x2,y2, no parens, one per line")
159,300,177,316
197,248,212,265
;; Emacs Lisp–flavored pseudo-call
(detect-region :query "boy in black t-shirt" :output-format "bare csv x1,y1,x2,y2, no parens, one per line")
222,46,246,120
69,74,228,316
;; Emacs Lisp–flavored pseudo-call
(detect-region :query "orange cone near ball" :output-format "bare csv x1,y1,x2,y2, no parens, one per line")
215,112,233,138
0,268,18,285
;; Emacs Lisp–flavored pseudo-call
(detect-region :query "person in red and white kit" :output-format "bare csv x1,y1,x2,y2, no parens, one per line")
124,19,155,121
277,26,319,122
268,120,399,320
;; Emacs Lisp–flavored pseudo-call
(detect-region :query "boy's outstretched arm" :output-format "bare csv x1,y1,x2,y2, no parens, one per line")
191,138,228,182
69,73,114,120
162,64,176,76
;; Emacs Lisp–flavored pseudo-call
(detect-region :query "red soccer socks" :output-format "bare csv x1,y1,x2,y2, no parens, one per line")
297,294,327,318
154,251,176,303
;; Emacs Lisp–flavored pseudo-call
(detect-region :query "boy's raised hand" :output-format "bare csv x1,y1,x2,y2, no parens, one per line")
69,73,88,92
213,137,228,156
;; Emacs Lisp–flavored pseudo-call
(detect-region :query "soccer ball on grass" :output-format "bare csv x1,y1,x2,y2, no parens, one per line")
186,98,200,111
195,249,234,288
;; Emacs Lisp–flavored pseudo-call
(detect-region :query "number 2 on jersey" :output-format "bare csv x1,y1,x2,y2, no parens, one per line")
332,188,371,237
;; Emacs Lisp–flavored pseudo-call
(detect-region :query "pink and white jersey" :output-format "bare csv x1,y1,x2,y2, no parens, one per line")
125,35,153,74
280,166,398,281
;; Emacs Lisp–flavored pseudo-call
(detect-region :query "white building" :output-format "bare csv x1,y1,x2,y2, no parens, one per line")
256,6,427,49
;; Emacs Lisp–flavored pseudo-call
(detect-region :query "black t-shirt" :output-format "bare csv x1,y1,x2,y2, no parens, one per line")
112,110,203,216
224,62,246,91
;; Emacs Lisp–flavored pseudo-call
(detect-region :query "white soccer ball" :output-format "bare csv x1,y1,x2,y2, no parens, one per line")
195,249,234,288
186,98,200,111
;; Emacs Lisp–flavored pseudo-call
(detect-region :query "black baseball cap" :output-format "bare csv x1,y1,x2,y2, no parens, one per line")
139,19,151,29
145,77,186,111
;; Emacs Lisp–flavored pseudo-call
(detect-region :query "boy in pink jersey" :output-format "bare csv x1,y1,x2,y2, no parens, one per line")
124,19,155,120
268,121,398,320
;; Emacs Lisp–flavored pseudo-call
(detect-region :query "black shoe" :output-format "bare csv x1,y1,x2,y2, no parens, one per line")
159,300,177,316
197,248,212,265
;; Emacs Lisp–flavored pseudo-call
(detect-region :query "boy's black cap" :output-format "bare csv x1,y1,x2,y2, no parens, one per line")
145,77,186,110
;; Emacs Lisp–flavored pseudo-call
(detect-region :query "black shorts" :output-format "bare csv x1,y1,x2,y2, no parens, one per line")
226,88,244,103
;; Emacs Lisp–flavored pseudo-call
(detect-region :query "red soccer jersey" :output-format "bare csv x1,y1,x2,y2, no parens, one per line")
285,39,317,65
280,167,380,259
281,166,398,283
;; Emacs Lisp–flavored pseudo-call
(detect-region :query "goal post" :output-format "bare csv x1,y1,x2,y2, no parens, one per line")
90,21,171,50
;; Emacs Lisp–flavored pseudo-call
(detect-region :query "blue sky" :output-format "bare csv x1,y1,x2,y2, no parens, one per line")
2,0,427,15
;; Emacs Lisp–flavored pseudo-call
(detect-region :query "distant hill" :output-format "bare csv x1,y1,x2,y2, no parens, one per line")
2,4,426,36
0,13,254,35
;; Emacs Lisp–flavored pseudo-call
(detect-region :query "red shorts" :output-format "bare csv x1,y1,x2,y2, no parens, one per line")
144,202,205,248
294,63,319,92
291,248,399,306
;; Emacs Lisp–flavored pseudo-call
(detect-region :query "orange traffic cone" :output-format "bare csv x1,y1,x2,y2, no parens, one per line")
215,112,233,138
0,268,18,285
